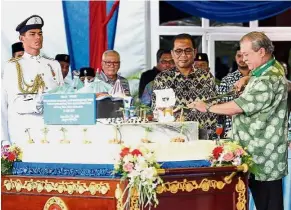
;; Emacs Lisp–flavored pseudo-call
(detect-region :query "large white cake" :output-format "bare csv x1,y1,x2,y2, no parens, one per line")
22,141,215,164
20,121,215,164
20,121,199,146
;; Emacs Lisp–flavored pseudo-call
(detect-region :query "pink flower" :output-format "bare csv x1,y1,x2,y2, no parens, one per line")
223,152,234,161
235,148,244,156
1,145,9,155
123,162,134,172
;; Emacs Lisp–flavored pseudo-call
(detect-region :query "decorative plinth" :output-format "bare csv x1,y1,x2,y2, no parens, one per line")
2,165,248,210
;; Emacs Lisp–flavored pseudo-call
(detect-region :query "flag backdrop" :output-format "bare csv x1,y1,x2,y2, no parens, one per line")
62,0,119,72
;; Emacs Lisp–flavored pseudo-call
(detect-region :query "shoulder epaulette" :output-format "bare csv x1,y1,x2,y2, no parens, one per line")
42,55,55,61
8,57,22,63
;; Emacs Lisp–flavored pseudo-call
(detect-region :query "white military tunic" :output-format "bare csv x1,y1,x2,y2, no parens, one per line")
2,52,64,145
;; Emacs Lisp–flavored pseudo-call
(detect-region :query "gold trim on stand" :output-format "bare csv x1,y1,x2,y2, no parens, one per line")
115,184,140,210
156,168,166,175
156,178,227,194
235,177,247,210
130,187,139,210
237,164,248,173
224,164,249,184
224,172,237,184
115,184,123,210
3,179,110,195
156,176,247,210
43,197,68,210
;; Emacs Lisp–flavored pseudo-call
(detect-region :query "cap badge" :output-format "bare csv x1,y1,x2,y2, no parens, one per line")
34,17,39,24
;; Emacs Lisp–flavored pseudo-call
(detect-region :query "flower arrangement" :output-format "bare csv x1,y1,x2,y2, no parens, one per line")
210,141,255,172
113,146,163,209
1,144,23,175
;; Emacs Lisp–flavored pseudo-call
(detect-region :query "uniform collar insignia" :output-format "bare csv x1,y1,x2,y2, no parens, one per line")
30,55,41,60
22,52,41,60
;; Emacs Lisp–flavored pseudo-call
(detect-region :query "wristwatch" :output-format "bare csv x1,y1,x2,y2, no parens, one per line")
206,103,212,113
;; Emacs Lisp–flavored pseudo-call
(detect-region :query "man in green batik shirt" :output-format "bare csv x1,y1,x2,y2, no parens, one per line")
188,31,288,210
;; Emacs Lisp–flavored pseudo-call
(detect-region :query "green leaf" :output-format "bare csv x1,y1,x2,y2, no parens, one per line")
125,72,142,81
145,127,153,132
1,159,13,175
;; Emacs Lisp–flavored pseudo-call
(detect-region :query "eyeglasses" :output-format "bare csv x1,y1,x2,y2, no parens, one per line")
173,48,194,57
160,59,175,65
103,60,120,66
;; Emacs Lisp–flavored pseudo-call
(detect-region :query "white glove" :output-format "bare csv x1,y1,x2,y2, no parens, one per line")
14,93,43,115
35,92,44,114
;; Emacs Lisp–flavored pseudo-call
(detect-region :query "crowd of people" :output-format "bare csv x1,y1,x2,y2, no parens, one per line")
1,14,290,210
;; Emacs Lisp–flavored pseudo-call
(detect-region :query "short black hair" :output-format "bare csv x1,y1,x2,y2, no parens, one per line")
172,33,196,49
235,44,241,52
156,49,171,63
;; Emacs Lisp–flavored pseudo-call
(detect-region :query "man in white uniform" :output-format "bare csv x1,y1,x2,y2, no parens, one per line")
1,15,64,145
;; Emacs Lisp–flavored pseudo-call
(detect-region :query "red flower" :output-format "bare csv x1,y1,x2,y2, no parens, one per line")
7,152,16,162
120,147,130,158
212,146,224,159
131,149,142,157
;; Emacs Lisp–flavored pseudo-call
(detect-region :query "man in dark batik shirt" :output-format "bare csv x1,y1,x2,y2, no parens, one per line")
152,33,217,137
217,47,250,136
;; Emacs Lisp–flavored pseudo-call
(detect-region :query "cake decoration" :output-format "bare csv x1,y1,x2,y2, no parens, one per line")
40,127,49,144
60,127,70,144
82,128,91,144
153,88,176,122
25,128,34,144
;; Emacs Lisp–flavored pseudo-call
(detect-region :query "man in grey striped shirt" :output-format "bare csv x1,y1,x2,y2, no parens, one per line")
97,50,130,96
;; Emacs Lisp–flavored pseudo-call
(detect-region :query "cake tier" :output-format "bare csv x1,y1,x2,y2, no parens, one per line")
18,121,199,147
22,140,215,164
